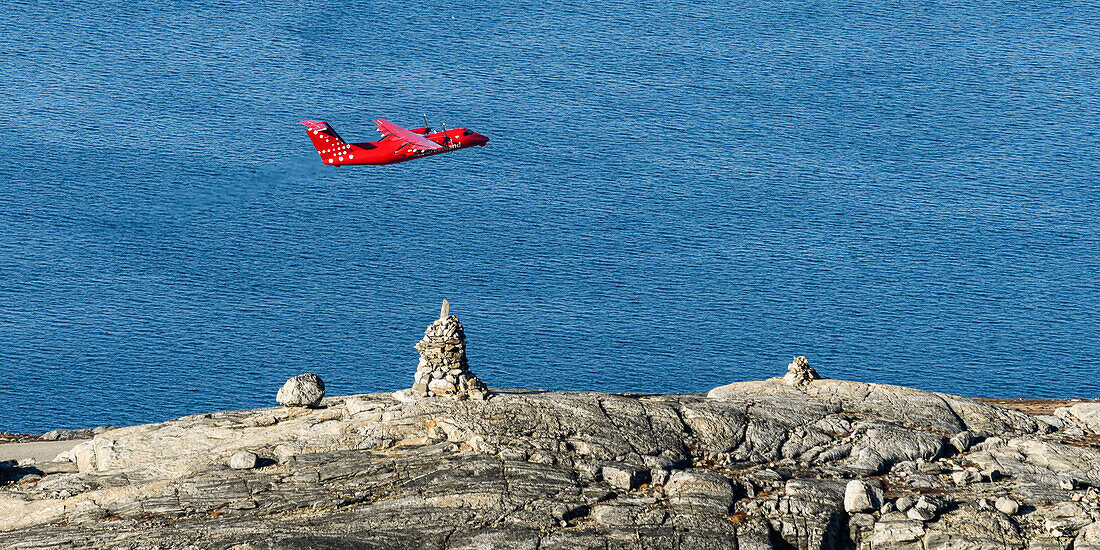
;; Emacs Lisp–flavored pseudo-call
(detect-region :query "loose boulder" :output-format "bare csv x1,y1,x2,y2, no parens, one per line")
906,496,940,522
995,497,1019,516
276,373,325,407
844,479,884,513
601,464,645,491
228,451,258,470
949,431,975,453
951,467,982,486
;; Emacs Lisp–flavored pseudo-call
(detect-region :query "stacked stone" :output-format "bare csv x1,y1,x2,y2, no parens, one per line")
412,300,488,400
782,355,821,386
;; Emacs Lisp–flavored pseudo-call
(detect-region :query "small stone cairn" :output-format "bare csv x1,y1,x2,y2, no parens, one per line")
411,300,488,400
782,355,821,386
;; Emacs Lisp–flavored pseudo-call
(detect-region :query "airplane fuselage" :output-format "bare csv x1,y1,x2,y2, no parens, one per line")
308,127,489,166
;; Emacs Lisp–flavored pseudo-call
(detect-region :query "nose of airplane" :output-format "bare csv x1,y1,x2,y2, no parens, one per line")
469,132,489,146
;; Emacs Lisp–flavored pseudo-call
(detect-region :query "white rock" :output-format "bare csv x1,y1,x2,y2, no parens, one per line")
906,506,935,521
870,519,926,546
949,431,974,453
391,389,423,403
60,440,96,471
650,469,670,486
951,468,982,486
1075,521,1100,549
1062,403,1100,434
995,497,1018,515
344,397,381,415
601,464,642,491
950,470,967,485
428,379,457,394
229,451,258,470
665,469,734,507
276,373,325,407
844,479,882,513
273,444,296,464
905,496,938,521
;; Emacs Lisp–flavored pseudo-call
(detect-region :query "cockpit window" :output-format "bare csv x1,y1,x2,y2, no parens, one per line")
462,130,473,136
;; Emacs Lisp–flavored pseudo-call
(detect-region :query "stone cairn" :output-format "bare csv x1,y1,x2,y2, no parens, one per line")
412,300,488,400
782,355,821,386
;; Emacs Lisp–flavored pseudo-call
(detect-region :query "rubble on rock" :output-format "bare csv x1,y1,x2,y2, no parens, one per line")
781,355,820,386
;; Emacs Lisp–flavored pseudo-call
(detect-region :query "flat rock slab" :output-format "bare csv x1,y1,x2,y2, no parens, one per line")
0,439,88,464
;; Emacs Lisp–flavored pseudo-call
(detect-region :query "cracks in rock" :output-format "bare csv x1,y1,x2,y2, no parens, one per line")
735,402,753,457
489,497,535,529
771,430,792,462
593,397,614,429
18,390,1092,548
666,402,694,441
498,457,510,495
935,394,969,433
594,396,646,458
640,406,659,442
441,525,458,549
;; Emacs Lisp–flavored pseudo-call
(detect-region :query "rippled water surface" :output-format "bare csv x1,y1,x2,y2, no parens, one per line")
1,1,1098,433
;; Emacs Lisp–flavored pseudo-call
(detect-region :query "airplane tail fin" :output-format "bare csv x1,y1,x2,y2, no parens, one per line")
300,120,351,164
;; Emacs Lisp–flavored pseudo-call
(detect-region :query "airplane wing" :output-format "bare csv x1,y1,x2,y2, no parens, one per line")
375,118,443,152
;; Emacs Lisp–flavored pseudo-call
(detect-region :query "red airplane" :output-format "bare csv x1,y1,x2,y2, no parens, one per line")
300,118,489,166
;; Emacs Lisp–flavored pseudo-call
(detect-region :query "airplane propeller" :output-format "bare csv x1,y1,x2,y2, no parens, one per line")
421,114,451,146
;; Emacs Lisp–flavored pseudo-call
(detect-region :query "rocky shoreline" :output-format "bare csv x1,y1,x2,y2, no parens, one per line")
2,371,1099,549
3,307,1099,549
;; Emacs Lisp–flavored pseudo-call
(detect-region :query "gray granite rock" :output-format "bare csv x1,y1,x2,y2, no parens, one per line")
995,497,1019,515
844,479,883,513
0,374,1086,550
228,450,258,470
1075,521,1100,550
950,430,975,453
276,373,325,407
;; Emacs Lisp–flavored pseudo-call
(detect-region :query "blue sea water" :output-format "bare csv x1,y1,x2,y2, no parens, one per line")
1,1,1098,434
